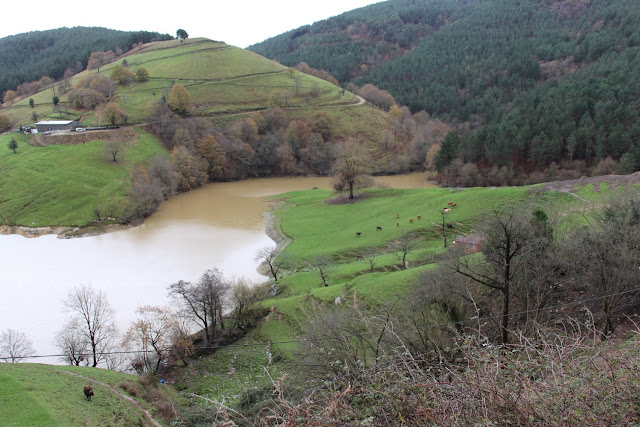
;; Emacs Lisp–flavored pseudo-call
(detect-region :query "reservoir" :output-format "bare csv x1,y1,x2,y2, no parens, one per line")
0,173,435,364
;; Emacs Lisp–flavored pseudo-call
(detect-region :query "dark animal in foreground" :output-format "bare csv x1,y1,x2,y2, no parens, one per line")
447,224,453,229
84,385,94,401
356,232,362,237
376,226,382,230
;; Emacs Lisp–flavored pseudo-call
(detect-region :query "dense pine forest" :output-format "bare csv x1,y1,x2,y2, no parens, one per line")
250,0,640,178
0,27,171,97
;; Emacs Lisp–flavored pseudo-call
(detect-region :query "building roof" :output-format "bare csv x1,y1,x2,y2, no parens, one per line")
35,121,74,125
455,233,485,245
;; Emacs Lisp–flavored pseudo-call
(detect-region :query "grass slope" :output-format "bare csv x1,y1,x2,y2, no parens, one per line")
0,128,166,226
3,38,360,127
0,363,181,426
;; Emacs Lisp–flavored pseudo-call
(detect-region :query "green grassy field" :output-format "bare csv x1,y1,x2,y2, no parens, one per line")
0,128,167,226
0,363,182,426
257,185,583,347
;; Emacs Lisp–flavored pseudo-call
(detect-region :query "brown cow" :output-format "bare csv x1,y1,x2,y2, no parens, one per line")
84,385,94,401
417,216,422,220
409,218,413,223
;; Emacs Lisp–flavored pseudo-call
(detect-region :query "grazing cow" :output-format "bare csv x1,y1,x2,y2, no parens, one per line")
443,208,451,213
356,255,364,260
447,224,453,229
376,226,382,230
452,203,457,207
409,218,413,223
396,213,399,219
396,222,399,227
417,216,421,220
84,386,94,401
448,202,453,206
356,232,362,237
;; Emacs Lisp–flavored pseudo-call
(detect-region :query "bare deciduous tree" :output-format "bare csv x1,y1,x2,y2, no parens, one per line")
309,255,335,287
62,284,118,367
169,268,229,346
0,329,35,363
446,206,554,344
103,140,124,162
229,279,271,333
122,305,178,375
332,141,373,200
390,233,417,270
564,197,640,337
54,319,89,366
256,246,286,283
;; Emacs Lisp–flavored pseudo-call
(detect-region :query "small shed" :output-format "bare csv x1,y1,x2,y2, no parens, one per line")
35,120,78,133
454,233,485,253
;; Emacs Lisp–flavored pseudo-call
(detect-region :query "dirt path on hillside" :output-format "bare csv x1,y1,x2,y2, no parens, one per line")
56,370,162,427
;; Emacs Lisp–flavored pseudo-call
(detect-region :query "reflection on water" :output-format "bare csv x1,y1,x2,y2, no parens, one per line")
0,173,434,364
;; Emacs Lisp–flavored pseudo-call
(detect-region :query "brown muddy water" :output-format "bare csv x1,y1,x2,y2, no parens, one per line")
0,173,435,364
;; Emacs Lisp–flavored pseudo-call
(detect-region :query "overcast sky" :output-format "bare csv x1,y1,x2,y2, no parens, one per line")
1,0,383,48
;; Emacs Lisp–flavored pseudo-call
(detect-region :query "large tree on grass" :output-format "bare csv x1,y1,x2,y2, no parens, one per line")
168,83,192,114
332,141,373,200
102,102,127,127
176,29,189,40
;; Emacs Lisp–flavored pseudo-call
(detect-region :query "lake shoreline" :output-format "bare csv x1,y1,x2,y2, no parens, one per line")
0,221,141,239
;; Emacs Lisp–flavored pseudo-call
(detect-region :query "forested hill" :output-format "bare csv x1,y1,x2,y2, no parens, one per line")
251,0,640,173
0,27,172,97
248,0,467,82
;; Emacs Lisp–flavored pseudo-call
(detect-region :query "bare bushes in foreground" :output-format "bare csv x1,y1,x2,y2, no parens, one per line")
248,320,640,426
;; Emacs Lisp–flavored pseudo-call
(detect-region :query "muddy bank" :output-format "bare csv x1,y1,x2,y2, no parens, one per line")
0,221,139,239
256,200,292,278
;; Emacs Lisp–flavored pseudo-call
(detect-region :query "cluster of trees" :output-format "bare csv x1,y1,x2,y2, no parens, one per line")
0,27,171,99
69,73,115,109
132,98,343,218
43,271,270,375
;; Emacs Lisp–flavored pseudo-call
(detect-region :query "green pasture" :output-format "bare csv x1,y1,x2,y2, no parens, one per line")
256,184,587,346
0,128,167,226
0,363,180,426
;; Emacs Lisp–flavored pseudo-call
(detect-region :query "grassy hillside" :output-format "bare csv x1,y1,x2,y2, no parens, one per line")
0,128,166,226
0,363,183,426
2,38,360,127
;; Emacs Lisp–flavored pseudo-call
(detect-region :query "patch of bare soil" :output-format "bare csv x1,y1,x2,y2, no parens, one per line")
30,128,138,147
